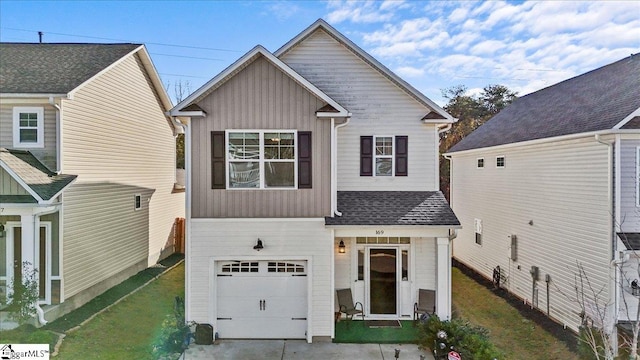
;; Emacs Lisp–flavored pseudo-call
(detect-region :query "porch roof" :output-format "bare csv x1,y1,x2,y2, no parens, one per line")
325,191,460,226
0,148,77,202
619,233,640,250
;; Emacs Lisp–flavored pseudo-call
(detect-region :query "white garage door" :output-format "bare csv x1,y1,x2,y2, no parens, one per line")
216,260,307,339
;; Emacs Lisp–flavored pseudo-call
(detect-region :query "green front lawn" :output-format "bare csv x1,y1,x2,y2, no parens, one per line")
55,262,184,360
452,267,578,360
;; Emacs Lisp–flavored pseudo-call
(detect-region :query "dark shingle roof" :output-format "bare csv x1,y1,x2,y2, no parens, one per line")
0,148,76,201
449,54,640,153
619,233,640,251
0,43,140,94
325,191,460,226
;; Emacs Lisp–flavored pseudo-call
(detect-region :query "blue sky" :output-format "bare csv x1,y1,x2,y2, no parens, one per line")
1,1,639,106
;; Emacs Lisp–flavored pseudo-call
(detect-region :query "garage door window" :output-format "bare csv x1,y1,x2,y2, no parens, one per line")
220,262,259,273
268,262,305,273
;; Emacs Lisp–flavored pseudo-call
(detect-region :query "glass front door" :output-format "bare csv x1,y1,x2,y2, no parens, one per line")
368,248,397,315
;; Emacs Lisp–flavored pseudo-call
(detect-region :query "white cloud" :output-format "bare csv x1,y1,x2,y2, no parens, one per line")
326,0,398,23
469,39,506,56
394,66,424,78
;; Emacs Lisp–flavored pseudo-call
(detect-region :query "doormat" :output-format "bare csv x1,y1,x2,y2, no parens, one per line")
365,320,402,328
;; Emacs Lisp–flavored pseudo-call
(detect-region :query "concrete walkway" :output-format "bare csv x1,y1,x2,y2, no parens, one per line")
182,340,433,360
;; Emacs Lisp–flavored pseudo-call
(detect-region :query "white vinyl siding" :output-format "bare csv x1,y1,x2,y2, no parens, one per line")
451,136,611,332
189,219,331,339
280,30,439,191
0,102,57,170
61,52,184,298
619,139,640,233
0,167,30,195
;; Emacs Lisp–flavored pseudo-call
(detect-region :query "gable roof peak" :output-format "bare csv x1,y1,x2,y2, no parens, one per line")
274,19,454,123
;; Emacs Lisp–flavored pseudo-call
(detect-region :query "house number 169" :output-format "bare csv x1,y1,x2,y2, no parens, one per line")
375,230,384,235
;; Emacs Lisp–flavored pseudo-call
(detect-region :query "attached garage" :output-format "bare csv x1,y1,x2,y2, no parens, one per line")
216,260,308,339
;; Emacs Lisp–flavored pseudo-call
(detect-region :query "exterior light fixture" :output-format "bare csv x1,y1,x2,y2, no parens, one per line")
338,240,345,253
0,224,5,238
253,239,264,251
632,279,640,296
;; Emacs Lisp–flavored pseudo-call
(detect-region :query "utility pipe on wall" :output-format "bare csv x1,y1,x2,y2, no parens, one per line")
332,117,351,217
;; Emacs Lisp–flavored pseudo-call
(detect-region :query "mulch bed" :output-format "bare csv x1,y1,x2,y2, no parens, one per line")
453,258,578,353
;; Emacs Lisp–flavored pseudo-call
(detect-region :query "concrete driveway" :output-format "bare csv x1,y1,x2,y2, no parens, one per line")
182,340,433,360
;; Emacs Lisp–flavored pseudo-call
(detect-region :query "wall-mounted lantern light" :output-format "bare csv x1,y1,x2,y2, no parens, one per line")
0,224,5,238
632,279,640,296
338,240,345,253
253,238,264,251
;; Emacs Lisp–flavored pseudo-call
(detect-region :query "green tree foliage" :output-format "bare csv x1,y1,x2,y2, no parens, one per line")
439,84,517,199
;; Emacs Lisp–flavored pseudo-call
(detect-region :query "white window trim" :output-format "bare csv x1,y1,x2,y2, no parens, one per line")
477,157,485,169
496,155,506,168
225,129,298,190
373,135,394,177
474,218,483,246
636,147,640,207
134,194,142,210
13,106,45,148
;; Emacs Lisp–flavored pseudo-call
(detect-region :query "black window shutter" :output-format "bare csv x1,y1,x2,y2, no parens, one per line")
395,135,408,176
211,131,225,189
298,131,312,188
360,136,373,176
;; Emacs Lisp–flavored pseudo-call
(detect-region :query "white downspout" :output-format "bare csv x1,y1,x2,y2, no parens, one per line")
32,205,61,325
171,116,191,322
596,133,616,350
332,117,351,216
49,97,62,174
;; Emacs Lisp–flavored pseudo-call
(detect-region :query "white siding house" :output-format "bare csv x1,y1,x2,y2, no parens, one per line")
447,54,640,335
0,43,184,324
171,19,460,342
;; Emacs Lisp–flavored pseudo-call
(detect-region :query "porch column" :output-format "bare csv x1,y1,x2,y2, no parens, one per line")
436,237,451,320
20,214,37,276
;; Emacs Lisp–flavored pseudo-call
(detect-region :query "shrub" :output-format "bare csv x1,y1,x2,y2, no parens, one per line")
152,296,193,360
5,262,40,324
418,315,503,360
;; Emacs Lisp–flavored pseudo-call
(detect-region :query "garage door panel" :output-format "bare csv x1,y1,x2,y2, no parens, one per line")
216,260,308,339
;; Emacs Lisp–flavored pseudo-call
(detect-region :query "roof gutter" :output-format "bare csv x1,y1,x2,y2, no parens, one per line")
332,117,351,217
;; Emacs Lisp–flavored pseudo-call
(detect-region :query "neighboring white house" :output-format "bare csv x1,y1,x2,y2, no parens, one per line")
446,54,640,334
170,19,460,342
0,43,185,324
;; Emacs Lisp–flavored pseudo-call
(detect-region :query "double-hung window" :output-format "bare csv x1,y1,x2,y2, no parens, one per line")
13,107,44,148
374,136,393,176
227,130,296,189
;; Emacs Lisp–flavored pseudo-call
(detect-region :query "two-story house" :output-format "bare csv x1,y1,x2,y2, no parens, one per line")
170,19,460,342
0,43,184,325
446,54,640,335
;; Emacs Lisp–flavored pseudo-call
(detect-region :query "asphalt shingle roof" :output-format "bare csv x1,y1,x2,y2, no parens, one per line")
0,148,76,201
0,43,140,94
619,233,640,251
325,191,460,226
449,54,640,153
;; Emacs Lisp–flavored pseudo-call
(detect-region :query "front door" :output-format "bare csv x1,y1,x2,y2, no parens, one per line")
367,247,399,316
5,223,49,303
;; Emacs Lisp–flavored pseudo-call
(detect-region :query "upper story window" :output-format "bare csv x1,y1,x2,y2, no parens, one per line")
134,194,142,210
227,130,296,189
13,107,44,148
496,156,505,168
477,158,485,168
360,135,408,177
375,136,393,176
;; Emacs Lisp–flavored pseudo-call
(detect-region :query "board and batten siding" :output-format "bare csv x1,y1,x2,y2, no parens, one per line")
280,30,439,191
60,52,184,298
191,56,331,218
189,219,333,338
0,102,58,170
619,137,640,233
450,137,612,331
0,168,30,195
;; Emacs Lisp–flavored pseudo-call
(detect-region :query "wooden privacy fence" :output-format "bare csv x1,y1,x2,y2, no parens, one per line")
174,217,186,254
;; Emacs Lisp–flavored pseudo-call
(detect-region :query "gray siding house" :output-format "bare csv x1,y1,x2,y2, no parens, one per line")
447,54,640,334
0,43,185,324
171,19,460,342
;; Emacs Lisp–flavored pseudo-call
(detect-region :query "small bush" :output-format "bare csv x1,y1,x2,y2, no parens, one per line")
152,296,192,360
418,315,502,360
